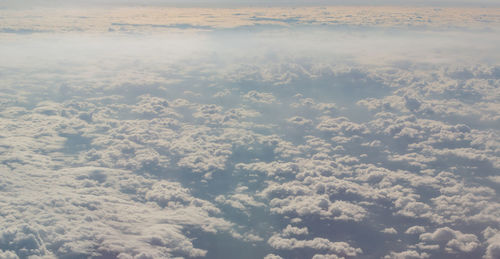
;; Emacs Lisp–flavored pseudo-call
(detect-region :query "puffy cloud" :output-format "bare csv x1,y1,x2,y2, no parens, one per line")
0,250,19,259
130,95,179,118
312,254,344,259
382,228,398,234
483,228,500,259
0,7,499,259
286,116,313,126
419,227,479,253
243,90,276,104
0,165,233,258
291,97,338,115
384,250,429,259
235,161,299,177
269,195,367,222
316,116,369,136
268,235,362,257
282,225,309,237
215,187,266,214
405,226,426,235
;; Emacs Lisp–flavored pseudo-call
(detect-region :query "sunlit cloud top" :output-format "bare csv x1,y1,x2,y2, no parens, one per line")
1,6,499,35
2,0,500,8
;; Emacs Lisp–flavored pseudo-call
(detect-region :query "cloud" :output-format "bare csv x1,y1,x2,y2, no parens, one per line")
316,116,369,136
243,90,277,104
382,228,398,234
263,254,284,259
0,7,499,259
286,116,313,126
419,227,479,253
384,250,429,259
483,228,500,259
0,166,235,258
268,235,362,257
282,225,309,237
312,254,344,259
0,250,19,259
405,226,426,235
1,6,500,33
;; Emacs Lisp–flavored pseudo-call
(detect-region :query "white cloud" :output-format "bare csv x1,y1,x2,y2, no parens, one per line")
0,8,499,259
405,226,426,235
0,250,19,259
268,235,362,257
483,228,500,259
282,225,309,237
243,90,276,104
384,250,429,259
312,254,344,259
382,228,398,234
263,254,283,259
420,227,479,253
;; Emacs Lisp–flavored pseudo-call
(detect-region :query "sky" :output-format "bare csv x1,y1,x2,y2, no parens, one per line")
0,2,500,259
1,0,500,8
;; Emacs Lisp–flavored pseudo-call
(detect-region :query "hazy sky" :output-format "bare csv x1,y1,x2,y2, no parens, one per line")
2,0,500,8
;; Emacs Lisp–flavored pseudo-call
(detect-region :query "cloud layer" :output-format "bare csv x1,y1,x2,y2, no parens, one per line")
0,6,499,259
0,6,499,35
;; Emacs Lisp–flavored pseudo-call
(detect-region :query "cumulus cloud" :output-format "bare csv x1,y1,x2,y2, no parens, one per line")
405,226,426,235
282,225,309,237
483,227,500,259
382,228,398,234
312,254,344,259
384,250,429,259
419,227,479,253
243,90,276,104
0,5,499,259
0,166,233,258
0,251,19,259
268,235,362,257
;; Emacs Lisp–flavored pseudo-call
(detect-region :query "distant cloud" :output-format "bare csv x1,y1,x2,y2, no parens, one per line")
1,6,500,34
